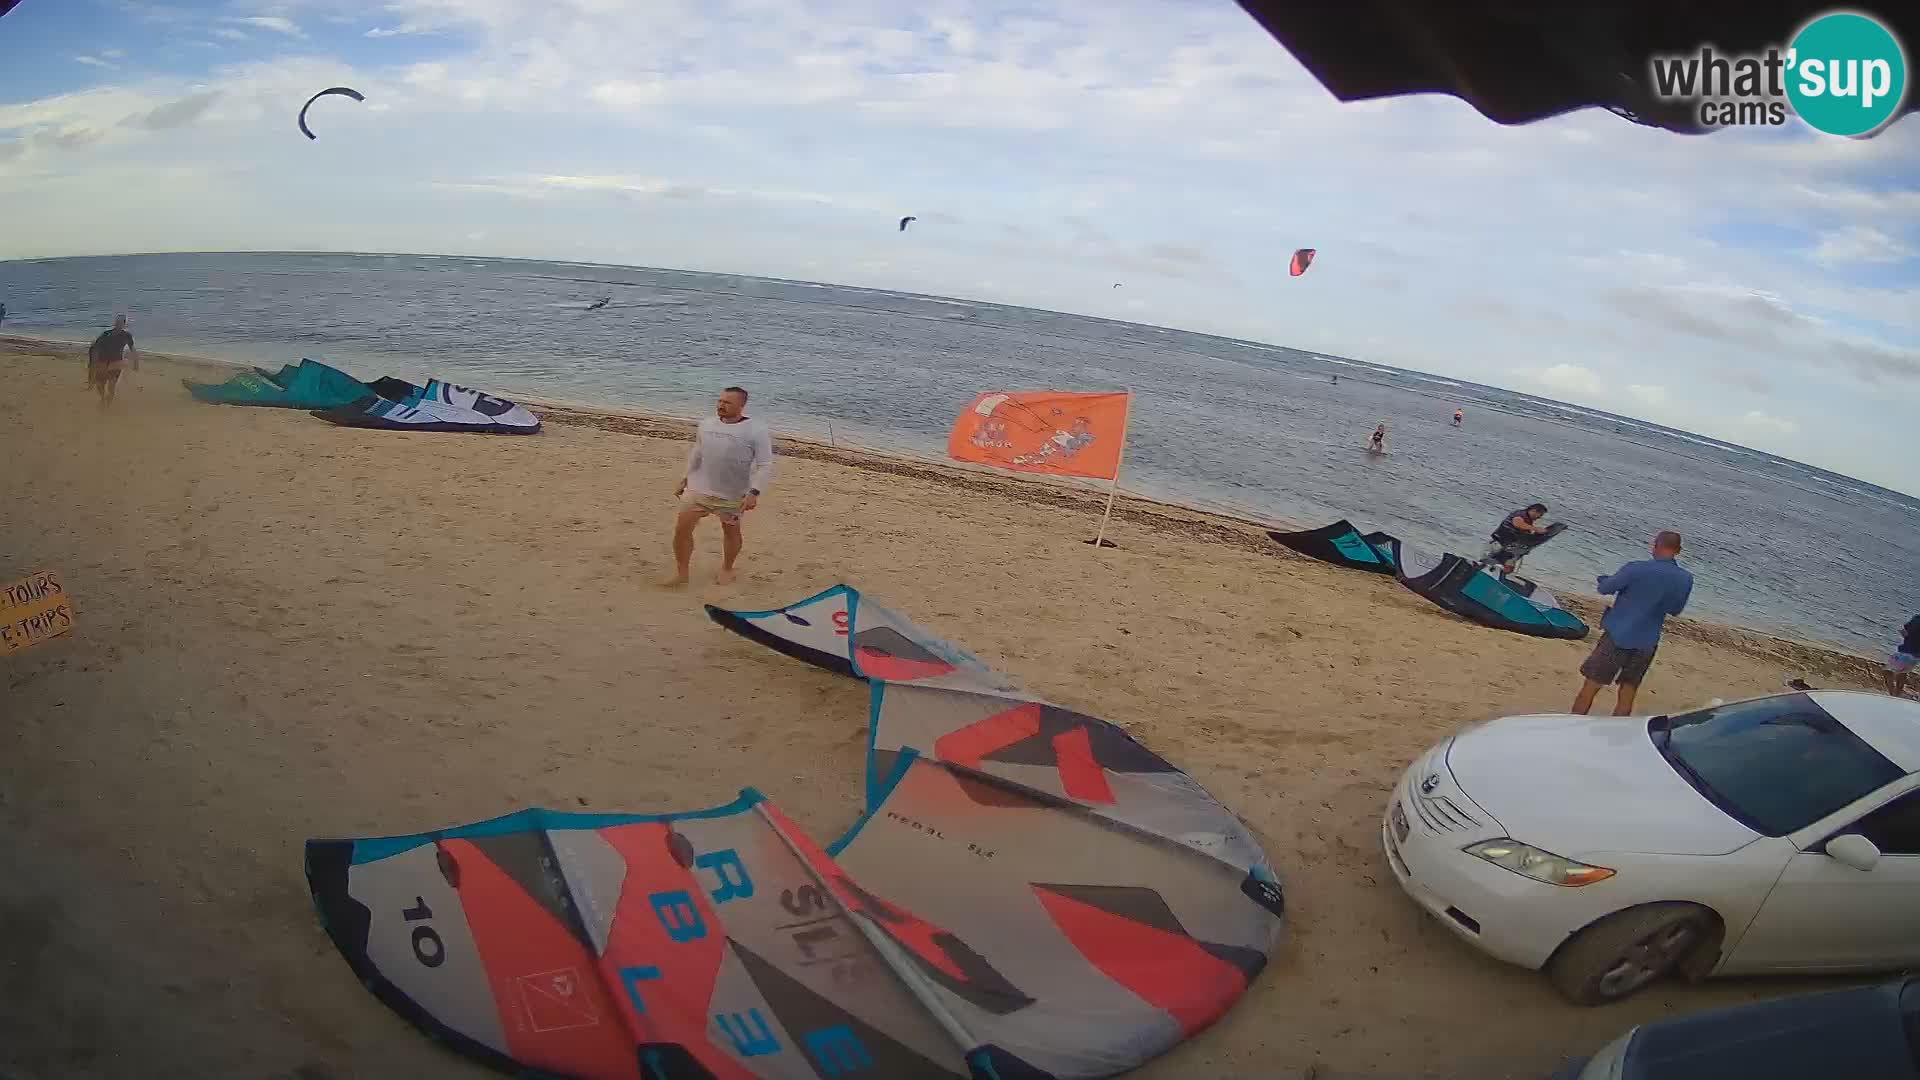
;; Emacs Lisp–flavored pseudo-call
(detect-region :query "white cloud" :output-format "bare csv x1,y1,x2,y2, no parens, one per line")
102,49,126,60
1784,183,1920,216
74,56,118,69
229,16,304,37
1811,225,1916,266
1626,384,1668,407
531,172,886,213
1739,410,1800,436
211,28,248,41
366,23,435,38
1526,364,1607,399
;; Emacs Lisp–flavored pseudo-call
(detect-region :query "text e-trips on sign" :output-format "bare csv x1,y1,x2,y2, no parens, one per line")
2,569,74,655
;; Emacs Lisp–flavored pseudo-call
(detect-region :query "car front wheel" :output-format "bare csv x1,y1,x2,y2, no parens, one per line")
1546,902,1716,1006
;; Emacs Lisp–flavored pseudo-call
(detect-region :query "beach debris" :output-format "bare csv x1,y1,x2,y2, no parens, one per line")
1289,247,1317,277
297,86,364,140
305,583,1283,1078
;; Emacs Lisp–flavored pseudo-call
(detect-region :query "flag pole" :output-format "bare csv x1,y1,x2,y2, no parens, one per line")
1092,389,1131,549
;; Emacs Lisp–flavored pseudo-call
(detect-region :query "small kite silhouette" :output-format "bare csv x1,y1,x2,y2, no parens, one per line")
298,87,365,140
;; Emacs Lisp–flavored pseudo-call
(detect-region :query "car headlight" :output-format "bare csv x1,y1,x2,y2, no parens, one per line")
1464,839,1615,887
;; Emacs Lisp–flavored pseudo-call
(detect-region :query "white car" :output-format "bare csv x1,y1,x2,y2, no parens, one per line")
1382,690,1920,1004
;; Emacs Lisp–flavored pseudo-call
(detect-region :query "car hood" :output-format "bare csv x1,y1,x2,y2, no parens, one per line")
1446,714,1758,857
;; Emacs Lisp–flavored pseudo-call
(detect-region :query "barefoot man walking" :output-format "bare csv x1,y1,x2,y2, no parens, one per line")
86,314,139,407
663,386,773,586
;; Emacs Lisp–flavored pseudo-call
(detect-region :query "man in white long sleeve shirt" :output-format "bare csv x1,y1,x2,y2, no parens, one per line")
663,386,774,586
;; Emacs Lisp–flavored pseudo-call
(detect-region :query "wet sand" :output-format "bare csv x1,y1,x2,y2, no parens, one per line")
0,340,1886,1080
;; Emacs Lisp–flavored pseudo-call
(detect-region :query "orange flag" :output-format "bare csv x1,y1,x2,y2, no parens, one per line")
947,391,1131,481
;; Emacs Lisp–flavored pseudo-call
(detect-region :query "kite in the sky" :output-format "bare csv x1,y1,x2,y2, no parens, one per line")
898,216,916,232
1288,248,1316,277
298,86,365,140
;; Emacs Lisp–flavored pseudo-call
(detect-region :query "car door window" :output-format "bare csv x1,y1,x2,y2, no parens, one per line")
1849,791,1920,855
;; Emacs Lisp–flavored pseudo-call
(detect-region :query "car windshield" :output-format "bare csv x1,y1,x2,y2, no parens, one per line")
1651,694,1903,837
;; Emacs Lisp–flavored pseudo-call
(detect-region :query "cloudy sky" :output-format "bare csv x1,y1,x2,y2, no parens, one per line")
2,0,1918,492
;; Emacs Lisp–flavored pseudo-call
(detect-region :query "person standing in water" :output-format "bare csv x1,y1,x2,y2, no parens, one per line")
662,386,773,587
1368,423,1387,452
1452,408,1464,427
85,315,138,407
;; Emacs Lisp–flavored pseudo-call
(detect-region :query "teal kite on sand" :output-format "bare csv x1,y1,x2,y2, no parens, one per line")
183,359,368,409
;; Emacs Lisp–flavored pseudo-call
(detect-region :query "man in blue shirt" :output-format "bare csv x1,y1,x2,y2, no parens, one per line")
1572,530,1694,716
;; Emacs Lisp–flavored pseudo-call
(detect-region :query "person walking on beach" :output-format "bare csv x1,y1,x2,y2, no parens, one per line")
85,315,138,407
1572,530,1693,716
1885,614,1920,697
662,385,773,587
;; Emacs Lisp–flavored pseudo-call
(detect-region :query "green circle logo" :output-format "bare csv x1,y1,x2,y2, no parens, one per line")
1786,12,1908,136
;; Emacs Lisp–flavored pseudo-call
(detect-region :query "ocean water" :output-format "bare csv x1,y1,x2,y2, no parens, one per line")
4,251,1915,657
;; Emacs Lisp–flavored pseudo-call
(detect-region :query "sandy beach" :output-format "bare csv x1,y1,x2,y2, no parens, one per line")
0,339,1889,1080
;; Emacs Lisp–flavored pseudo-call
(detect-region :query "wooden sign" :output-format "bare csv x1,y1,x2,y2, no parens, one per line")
1,569,73,655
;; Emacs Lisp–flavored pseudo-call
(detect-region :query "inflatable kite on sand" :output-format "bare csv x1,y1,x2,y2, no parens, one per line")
307,585,1283,1080
1267,520,1397,575
1271,520,1587,640
1385,539,1589,641
183,359,370,410
314,377,541,435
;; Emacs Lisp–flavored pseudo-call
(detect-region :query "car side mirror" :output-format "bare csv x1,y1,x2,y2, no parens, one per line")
1826,833,1881,872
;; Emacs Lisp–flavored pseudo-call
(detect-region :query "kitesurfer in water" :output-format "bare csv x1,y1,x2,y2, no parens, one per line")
85,315,138,408
1368,423,1386,452
587,296,610,311
663,386,774,587
1484,502,1549,578
1572,531,1693,716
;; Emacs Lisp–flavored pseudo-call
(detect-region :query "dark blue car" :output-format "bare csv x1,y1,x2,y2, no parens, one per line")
1554,976,1920,1079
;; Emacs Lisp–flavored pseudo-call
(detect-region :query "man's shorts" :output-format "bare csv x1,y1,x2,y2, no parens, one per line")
1888,651,1918,674
680,493,743,522
1581,631,1659,687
